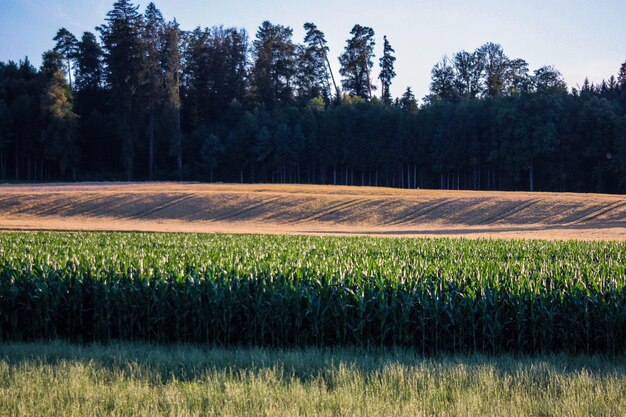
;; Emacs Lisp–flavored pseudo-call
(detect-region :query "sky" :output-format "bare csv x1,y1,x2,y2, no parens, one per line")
1,0,625,100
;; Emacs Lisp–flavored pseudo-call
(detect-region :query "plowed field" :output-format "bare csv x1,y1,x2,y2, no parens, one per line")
1,182,625,240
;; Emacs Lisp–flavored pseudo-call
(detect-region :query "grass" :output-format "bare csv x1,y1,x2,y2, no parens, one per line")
0,341,624,417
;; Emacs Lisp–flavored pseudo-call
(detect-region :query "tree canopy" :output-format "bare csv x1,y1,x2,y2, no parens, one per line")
0,1,624,194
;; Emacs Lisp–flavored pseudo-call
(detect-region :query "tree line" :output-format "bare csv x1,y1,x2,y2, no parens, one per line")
0,0,625,192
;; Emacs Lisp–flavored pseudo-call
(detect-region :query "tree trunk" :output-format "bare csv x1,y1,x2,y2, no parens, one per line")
175,110,183,180
67,58,73,91
407,165,410,189
148,112,155,179
15,142,18,180
529,162,534,192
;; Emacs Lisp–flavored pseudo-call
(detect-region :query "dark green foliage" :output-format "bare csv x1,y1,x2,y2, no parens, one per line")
97,0,146,180
378,36,396,106
52,28,78,91
296,23,334,104
0,232,624,354
339,25,376,99
39,50,79,179
0,1,625,191
252,21,296,109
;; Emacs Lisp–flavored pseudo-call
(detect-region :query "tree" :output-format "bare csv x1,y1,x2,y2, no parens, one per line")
398,87,418,112
163,20,183,178
252,21,296,108
75,32,104,92
429,57,457,100
296,23,333,103
302,22,337,102
452,51,482,99
53,28,78,90
142,2,165,179
506,58,531,94
39,50,79,179
618,61,626,88
339,25,375,99
378,36,396,106
533,66,567,94
98,0,145,180
476,42,509,97
196,129,224,182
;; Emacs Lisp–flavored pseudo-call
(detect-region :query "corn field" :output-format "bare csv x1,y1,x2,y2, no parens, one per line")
0,232,624,353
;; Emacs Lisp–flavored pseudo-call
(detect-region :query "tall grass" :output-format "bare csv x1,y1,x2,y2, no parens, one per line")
0,232,624,353
0,342,624,417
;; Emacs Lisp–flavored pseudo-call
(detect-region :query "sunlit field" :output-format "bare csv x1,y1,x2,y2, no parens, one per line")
1,342,624,417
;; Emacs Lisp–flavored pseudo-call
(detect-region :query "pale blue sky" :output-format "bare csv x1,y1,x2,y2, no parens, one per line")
1,0,624,99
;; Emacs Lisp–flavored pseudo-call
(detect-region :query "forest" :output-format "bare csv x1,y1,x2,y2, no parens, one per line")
0,0,625,193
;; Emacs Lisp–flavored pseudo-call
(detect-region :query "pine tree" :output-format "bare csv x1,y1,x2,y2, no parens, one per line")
75,32,104,92
252,21,296,109
378,36,396,106
142,2,165,179
297,23,335,103
53,28,78,90
98,0,145,180
339,25,375,99
398,87,418,112
617,61,626,88
39,50,79,179
163,20,183,178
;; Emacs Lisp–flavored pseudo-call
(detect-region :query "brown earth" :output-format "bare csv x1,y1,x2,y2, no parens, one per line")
0,182,625,240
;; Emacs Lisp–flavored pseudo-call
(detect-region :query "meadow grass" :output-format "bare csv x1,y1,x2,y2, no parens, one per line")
0,341,624,417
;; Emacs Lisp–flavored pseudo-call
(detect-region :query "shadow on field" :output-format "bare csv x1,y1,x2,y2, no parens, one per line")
1,341,624,384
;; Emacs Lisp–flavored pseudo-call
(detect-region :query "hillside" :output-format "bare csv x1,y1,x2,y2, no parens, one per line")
1,182,625,240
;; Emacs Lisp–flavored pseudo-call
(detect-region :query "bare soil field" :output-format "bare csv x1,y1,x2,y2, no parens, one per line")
0,182,625,240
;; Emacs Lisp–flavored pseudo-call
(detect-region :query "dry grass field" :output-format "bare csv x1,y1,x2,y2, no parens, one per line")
1,182,625,240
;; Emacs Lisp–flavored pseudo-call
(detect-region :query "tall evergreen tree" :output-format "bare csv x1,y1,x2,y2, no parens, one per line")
296,23,334,103
98,0,145,180
378,36,396,106
163,20,183,178
53,28,78,90
75,32,104,92
252,21,296,109
39,50,79,179
142,2,165,179
339,25,375,99
303,23,337,101
398,87,418,112
617,61,626,88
